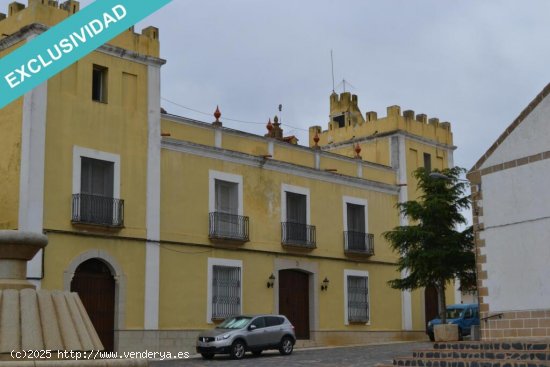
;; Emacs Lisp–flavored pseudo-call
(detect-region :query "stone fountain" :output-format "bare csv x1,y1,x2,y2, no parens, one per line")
0,230,147,366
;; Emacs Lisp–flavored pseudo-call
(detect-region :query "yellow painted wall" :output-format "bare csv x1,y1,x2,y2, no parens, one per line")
329,137,392,167
162,119,215,147
273,144,314,168
0,96,22,229
222,133,270,157
158,245,407,331
43,52,149,239
42,232,146,328
0,37,26,229
160,149,399,262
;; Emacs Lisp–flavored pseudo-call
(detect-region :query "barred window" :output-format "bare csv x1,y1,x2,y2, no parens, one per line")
212,265,241,319
347,275,369,323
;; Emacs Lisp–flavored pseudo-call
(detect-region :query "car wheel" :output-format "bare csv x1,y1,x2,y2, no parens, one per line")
252,350,262,357
279,336,294,355
428,332,435,342
230,340,246,360
201,353,214,360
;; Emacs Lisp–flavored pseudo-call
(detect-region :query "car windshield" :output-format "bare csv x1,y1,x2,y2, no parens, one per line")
216,316,252,329
446,308,464,319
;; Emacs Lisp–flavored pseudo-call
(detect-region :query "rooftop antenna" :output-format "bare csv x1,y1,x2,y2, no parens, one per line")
331,49,335,93
278,104,282,125
336,78,356,93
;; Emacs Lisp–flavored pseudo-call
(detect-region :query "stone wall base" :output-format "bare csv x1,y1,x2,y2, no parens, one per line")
116,329,427,354
481,308,550,340
306,330,426,347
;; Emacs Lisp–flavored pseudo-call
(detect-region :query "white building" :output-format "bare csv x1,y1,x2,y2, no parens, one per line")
468,83,550,340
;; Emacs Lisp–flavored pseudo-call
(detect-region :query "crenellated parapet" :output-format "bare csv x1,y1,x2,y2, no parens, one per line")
0,0,160,57
310,92,454,150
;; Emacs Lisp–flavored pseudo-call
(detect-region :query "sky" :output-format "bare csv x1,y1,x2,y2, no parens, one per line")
3,0,550,171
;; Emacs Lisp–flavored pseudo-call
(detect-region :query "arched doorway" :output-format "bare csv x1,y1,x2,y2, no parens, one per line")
424,285,439,332
279,269,310,339
71,258,115,351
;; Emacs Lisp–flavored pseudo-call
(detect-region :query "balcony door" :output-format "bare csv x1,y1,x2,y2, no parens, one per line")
347,203,366,250
286,192,307,242
80,157,114,224
215,179,239,237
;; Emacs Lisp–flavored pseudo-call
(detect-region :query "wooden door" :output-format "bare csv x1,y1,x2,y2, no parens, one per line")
71,259,115,351
279,269,310,339
424,285,439,332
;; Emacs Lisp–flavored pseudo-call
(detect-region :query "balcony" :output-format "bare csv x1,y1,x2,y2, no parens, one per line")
344,231,374,256
72,194,124,227
281,222,316,248
209,212,249,242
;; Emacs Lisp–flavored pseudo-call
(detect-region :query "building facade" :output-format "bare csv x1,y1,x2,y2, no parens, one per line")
1,0,457,353
468,83,550,340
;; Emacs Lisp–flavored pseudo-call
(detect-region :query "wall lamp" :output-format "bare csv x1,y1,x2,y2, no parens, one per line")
267,273,275,288
321,277,330,291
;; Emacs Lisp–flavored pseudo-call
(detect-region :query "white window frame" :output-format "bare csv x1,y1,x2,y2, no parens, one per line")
344,269,370,326
208,170,243,216
207,258,243,323
72,146,120,198
342,196,368,232
281,183,311,224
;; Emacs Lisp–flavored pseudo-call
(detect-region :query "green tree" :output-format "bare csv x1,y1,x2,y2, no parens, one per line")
384,166,476,324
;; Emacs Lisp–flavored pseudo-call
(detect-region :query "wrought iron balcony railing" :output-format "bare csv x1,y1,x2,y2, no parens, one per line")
281,222,316,248
72,193,124,227
209,212,249,242
344,231,374,256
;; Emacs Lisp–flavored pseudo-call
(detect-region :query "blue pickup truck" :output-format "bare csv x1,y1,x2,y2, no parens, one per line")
426,304,479,341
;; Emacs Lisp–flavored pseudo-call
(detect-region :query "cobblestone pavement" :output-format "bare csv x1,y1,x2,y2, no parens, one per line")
151,341,432,367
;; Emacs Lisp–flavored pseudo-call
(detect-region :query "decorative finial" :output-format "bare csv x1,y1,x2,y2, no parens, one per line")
273,115,279,125
354,143,362,159
213,106,222,127
266,118,273,131
313,131,320,149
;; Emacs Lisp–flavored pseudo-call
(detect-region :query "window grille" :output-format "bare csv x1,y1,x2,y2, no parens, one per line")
212,265,241,319
348,275,369,323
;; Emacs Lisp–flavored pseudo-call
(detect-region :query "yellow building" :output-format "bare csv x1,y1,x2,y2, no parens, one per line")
0,0,457,353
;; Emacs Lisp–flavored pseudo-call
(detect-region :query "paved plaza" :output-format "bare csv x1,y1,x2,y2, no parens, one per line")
151,341,431,367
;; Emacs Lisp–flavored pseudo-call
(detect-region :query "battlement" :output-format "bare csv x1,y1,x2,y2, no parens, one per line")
310,92,453,149
0,0,161,57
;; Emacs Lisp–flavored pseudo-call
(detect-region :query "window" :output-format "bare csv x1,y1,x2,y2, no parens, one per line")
423,152,432,171
343,197,372,255
92,65,108,102
344,270,370,325
333,114,345,128
207,258,242,323
208,171,247,241
265,316,285,327
250,317,266,329
286,192,307,224
212,265,241,320
81,157,114,198
72,147,122,227
281,184,315,247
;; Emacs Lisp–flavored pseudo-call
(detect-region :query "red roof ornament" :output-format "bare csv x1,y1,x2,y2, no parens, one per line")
266,118,273,131
212,106,222,127
354,143,362,159
313,131,320,149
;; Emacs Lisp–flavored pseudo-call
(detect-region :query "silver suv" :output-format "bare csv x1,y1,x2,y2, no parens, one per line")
196,315,296,360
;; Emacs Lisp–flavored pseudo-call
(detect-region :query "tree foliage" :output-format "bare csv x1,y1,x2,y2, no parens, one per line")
384,166,476,323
